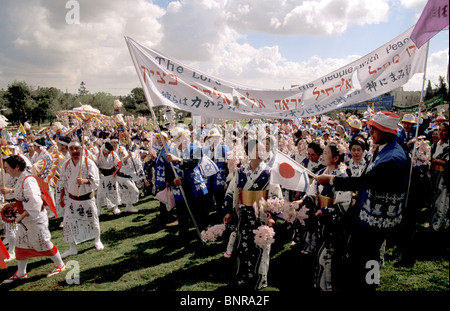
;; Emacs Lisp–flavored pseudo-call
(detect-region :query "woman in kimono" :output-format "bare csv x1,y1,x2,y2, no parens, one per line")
2,155,65,283
429,122,449,233
345,138,368,178
223,139,282,290
292,143,352,291
290,141,325,248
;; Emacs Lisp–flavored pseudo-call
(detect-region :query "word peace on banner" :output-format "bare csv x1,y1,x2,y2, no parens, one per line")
125,25,427,120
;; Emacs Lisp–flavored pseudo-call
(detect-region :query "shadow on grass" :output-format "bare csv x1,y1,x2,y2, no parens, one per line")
69,229,235,291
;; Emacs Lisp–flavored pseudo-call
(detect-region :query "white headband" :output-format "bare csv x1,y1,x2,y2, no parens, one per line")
68,141,81,147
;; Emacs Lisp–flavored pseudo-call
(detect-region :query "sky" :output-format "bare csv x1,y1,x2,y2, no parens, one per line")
0,0,448,97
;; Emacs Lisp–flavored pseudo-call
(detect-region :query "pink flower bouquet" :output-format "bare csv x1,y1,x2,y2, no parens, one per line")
201,224,227,242
253,225,275,249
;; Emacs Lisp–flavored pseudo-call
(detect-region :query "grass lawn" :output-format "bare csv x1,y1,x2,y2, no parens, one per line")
1,194,448,294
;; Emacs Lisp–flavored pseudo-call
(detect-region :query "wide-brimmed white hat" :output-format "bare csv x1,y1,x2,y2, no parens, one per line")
401,114,416,124
367,111,400,135
207,128,222,138
171,127,190,141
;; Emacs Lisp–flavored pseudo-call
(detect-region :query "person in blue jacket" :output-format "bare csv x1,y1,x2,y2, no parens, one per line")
316,111,409,291
166,128,209,245
201,128,230,223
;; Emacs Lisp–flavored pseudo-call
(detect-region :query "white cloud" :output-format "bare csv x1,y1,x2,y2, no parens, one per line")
0,0,447,100
224,0,390,35
156,0,240,61
0,0,164,94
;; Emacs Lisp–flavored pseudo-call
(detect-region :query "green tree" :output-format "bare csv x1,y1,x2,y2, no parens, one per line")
78,81,89,96
88,92,116,115
33,86,61,125
424,80,434,101
434,75,449,102
123,87,150,115
3,81,35,125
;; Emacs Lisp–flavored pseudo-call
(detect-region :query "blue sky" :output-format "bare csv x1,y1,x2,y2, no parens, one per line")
0,0,448,95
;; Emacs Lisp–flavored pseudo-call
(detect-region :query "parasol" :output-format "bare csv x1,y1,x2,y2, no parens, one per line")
55,105,112,196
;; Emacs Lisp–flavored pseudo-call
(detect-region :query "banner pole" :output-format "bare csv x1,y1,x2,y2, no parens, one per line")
405,42,429,207
125,37,205,246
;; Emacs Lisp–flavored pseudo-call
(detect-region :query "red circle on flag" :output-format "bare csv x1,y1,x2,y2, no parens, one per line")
279,162,295,179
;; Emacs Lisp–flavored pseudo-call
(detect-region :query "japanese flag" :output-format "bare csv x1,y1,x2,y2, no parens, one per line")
271,151,310,192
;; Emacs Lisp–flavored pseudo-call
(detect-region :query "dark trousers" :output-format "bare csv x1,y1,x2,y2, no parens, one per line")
175,190,209,240
155,185,174,223
348,226,389,291
205,189,226,224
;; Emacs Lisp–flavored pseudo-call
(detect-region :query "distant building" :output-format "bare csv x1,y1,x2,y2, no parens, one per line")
389,87,421,108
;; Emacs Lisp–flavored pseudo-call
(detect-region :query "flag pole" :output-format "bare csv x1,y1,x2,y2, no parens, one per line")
405,41,430,207
278,150,318,178
125,37,205,246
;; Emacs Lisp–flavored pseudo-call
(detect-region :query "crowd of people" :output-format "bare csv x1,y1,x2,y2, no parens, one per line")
0,100,448,291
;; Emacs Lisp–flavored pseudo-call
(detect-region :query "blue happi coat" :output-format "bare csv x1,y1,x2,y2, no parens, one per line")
171,142,208,202
358,140,408,230
201,144,231,191
154,143,175,188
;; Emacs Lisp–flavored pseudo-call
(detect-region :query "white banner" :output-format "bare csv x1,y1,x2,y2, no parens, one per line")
125,26,428,120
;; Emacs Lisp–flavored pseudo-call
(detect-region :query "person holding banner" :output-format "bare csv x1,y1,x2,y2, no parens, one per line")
153,131,177,225
2,155,65,283
316,111,409,291
222,139,282,290
397,102,430,153
165,128,209,244
396,102,431,266
201,128,230,224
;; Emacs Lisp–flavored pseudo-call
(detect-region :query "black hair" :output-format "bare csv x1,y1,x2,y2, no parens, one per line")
294,129,302,139
5,155,26,172
349,137,368,151
326,143,344,164
58,136,71,144
307,141,323,156
104,142,114,152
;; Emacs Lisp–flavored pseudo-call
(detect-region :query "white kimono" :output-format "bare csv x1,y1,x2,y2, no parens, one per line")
58,157,101,245
14,171,54,254
116,151,140,206
96,149,121,210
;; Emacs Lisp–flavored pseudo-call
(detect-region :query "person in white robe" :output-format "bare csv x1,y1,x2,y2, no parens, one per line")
96,142,121,215
1,155,65,283
58,139,103,259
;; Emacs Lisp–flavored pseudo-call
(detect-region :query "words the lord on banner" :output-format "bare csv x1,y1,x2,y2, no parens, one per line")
126,26,428,120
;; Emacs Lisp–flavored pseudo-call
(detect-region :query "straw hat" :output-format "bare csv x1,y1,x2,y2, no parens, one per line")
348,118,362,130
155,131,169,140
